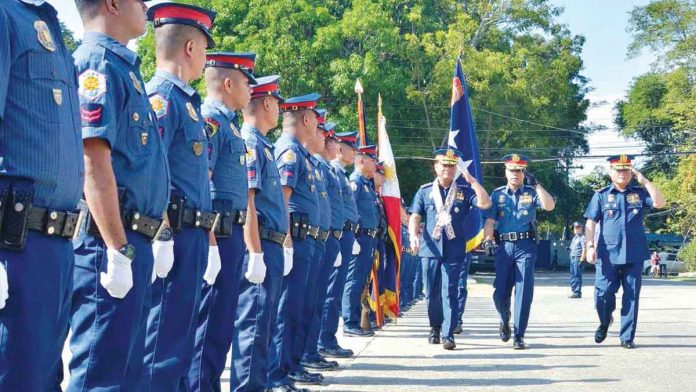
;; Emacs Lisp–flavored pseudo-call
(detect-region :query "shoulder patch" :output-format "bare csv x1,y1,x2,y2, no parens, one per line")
246,147,257,166
205,118,220,138
149,94,168,118
281,150,297,164
78,69,107,101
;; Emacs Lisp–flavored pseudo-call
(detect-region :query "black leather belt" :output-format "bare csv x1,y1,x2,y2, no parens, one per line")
87,210,164,241
361,228,378,238
330,229,343,240
27,207,83,238
307,224,320,239
343,220,360,234
318,229,330,242
259,226,286,246
182,208,220,230
498,231,535,242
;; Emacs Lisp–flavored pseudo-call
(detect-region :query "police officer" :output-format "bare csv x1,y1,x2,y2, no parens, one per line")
584,154,665,349
189,52,256,392
68,1,170,390
268,93,324,390
409,148,491,349
342,144,380,337
231,75,288,392
0,1,84,390
568,221,586,299
318,131,361,358
483,154,555,350
141,3,218,389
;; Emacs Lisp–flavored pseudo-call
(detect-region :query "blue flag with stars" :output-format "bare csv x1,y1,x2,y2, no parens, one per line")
448,56,484,251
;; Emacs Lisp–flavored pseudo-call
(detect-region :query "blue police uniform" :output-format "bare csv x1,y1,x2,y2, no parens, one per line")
231,119,287,391
268,94,322,387
68,31,170,392
342,160,379,332
484,183,542,339
585,178,653,344
0,2,84,390
410,173,477,340
569,230,585,296
189,95,248,390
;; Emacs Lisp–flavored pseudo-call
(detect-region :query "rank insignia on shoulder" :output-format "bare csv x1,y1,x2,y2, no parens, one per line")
78,70,107,101
264,148,274,161
186,102,199,121
205,118,220,138
192,141,204,156
129,72,144,94
34,20,55,52
149,94,168,118
80,103,103,126
282,150,296,164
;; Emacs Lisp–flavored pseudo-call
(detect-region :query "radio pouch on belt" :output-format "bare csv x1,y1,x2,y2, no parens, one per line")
0,181,34,251
290,212,308,241
167,193,186,232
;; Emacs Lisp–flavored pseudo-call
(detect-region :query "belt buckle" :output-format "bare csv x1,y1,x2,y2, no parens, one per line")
509,232,518,241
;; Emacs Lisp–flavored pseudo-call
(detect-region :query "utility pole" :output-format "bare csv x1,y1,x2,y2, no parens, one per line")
562,157,583,240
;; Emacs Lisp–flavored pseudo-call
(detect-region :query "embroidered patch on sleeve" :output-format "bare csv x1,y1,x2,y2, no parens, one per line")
80,103,104,126
149,94,168,118
78,69,107,101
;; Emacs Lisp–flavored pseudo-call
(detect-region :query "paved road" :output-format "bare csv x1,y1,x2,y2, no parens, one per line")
61,272,696,391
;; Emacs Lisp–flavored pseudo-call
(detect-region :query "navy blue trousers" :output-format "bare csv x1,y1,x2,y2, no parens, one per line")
189,223,245,392
67,230,153,392
413,256,423,299
268,237,315,387
341,235,376,330
230,240,283,392
0,232,73,392
140,227,208,391
492,239,536,338
456,254,471,323
595,259,643,342
318,230,353,350
421,256,463,339
569,256,584,295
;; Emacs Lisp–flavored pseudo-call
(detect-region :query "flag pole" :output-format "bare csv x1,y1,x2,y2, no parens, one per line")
355,79,366,146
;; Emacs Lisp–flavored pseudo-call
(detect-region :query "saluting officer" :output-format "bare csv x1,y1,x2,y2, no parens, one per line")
0,1,84,390
141,3,218,389
318,131,361,358
268,93,324,390
68,1,170,390
483,154,555,350
584,154,665,349
231,75,288,392
342,145,380,337
409,148,491,350
189,52,256,392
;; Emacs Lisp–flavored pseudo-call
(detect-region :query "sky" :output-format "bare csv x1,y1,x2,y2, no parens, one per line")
50,0,655,178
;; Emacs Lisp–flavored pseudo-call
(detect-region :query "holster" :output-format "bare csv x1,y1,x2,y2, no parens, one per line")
0,179,34,251
531,220,540,245
289,212,309,241
167,193,186,232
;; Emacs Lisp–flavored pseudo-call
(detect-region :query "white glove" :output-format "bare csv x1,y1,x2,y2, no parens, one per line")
152,240,175,282
352,240,361,255
333,252,342,267
283,247,294,276
203,246,222,285
245,252,267,284
0,262,8,310
100,248,134,299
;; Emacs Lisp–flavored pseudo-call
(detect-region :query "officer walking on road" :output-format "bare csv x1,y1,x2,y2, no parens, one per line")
584,154,665,349
568,221,586,298
483,154,555,350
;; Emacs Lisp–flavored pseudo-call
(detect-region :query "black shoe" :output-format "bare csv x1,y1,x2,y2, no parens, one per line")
621,341,636,349
594,317,614,344
499,322,511,342
301,358,339,371
442,337,456,350
513,336,526,350
288,370,323,385
266,385,310,392
343,327,372,337
318,346,354,358
569,293,581,298
453,322,463,335
428,327,441,344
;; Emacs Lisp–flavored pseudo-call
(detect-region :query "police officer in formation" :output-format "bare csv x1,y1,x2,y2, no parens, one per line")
409,148,491,349
483,154,555,350
584,155,665,349
568,221,586,298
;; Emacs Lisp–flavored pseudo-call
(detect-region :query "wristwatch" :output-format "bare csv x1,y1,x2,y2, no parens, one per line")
118,243,136,261
158,227,173,242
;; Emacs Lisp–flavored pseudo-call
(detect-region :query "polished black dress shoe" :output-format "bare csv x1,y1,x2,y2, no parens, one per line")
289,370,323,385
318,346,354,358
266,384,310,392
513,336,526,350
499,322,511,342
442,337,456,350
621,340,636,349
453,322,463,334
595,316,614,344
343,326,372,337
428,327,441,344
302,357,339,371
569,293,581,298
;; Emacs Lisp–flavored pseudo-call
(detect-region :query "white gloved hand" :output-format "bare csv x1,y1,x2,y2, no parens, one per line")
245,252,267,284
152,240,175,282
352,240,361,255
203,245,222,285
333,252,343,267
0,262,9,310
100,248,134,299
283,247,294,276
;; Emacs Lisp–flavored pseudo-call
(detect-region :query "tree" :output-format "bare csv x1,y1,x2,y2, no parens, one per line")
60,21,80,53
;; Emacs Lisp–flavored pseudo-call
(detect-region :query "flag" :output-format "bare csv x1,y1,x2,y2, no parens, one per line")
448,56,484,252
377,95,402,318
